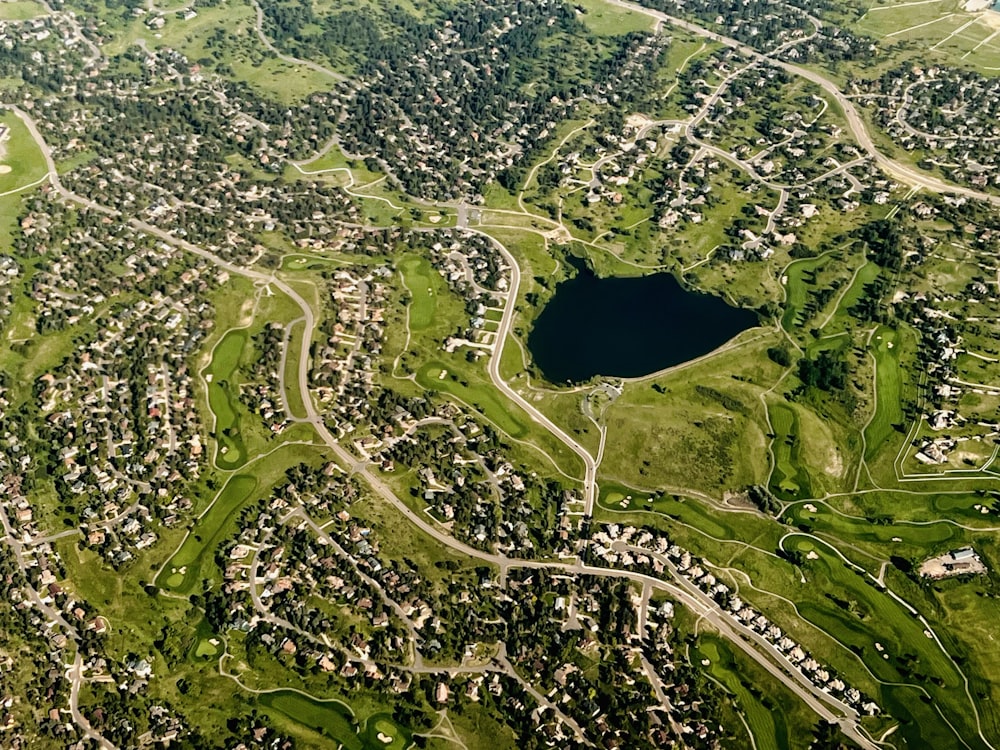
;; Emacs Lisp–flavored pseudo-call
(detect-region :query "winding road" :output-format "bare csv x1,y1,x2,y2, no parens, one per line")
462,222,600,515
6,6,998,740
249,0,346,83
603,0,1000,207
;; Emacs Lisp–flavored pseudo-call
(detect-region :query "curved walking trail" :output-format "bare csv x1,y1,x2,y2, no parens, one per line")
250,0,346,83
6,5,1000,739
5,101,884,749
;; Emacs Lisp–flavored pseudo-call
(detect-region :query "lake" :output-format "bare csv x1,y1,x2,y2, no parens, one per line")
526,257,758,383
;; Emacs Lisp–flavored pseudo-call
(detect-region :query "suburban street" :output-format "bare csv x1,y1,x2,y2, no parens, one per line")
4,95,883,750
468,224,600,516
604,0,1000,206
3,15,980,739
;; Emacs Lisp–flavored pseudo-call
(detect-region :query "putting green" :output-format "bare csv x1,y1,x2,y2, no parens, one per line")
194,639,219,658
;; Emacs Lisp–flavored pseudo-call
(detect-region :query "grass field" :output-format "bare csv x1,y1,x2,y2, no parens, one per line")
781,253,831,331
0,192,22,258
853,0,1000,74
98,0,335,102
0,0,45,20
287,148,383,187
0,112,48,194
573,0,655,35
864,326,905,461
825,261,880,333
158,443,330,594
258,691,363,750
910,568,1000,742
362,714,411,750
599,336,778,494
597,480,785,552
608,473,993,750
205,329,250,468
389,248,586,478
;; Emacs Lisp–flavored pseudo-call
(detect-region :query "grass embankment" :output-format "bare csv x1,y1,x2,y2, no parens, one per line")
282,318,308,420
600,337,778,495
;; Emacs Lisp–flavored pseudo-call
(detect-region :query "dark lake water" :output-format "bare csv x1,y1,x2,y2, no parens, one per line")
527,257,759,383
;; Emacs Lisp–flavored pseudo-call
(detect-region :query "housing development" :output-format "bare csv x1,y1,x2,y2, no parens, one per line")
3,0,1000,748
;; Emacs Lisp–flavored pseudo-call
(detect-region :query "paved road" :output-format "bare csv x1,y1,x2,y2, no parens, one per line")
68,653,119,750
1,502,117,748
249,0,346,83
6,102,881,744
0,507,78,636
457,220,600,516
618,542,875,748
0,83,941,749
603,0,1000,207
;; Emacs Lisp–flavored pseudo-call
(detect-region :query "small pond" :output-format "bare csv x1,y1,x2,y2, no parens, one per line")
527,256,758,383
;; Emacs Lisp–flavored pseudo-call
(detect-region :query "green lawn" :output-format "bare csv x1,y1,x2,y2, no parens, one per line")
362,713,411,750
388,248,585,478
400,256,436,331
158,444,329,594
99,0,335,102
783,500,958,559
599,336,777,494
0,112,48,193
769,402,812,499
282,318,308,420
865,326,905,461
597,480,784,550
0,0,45,20
833,261,879,313
159,473,258,593
0,192,22,253
781,535,979,748
781,254,830,331
692,635,790,750
258,691,362,750
573,0,655,36
204,329,250,468
416,360,528,438
851,0,1000,75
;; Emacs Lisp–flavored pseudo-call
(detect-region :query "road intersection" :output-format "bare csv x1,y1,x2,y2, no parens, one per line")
6,11,999,739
